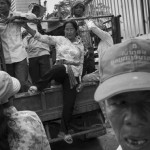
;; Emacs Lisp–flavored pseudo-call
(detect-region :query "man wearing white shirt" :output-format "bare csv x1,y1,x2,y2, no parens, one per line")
0,0,36,92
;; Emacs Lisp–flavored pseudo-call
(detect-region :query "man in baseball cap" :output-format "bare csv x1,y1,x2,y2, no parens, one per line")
95,39,150,150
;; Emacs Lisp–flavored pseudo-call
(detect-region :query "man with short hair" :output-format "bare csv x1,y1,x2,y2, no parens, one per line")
95,39,150,150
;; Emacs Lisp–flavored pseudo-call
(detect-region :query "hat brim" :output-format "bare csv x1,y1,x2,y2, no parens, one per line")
10,77,21,97
94,72,150,102
72,1,85,8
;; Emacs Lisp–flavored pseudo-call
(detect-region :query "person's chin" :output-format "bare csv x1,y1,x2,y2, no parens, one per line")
76,12,82,16
119,135,150,150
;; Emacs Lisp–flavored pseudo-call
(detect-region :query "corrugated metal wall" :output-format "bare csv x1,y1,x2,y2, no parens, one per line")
85,0,150,40
11,0,40,12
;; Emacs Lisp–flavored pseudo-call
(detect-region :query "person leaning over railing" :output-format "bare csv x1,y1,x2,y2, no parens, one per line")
22,20,84,144
0,71,51,150
80,19,113,127
82,19,113,82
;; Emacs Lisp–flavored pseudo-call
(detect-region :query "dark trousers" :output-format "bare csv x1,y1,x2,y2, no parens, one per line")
6,58,31,92
60,73,78,134
29,55,50,84
82,47,95,76
36,65,79,134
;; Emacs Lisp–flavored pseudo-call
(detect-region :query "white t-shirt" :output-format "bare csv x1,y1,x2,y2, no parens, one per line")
0,11,36,64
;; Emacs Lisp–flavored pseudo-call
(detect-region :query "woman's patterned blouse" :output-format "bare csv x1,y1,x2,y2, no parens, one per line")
34,32,84,77
5,106,51,150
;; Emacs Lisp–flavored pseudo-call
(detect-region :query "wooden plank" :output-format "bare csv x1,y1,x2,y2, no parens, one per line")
13,83,100,121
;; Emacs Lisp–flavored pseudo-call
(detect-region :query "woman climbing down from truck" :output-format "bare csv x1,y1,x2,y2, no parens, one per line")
0,71,51,150
23,20,84,144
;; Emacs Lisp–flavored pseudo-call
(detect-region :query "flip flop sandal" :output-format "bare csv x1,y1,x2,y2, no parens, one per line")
64,134,73,144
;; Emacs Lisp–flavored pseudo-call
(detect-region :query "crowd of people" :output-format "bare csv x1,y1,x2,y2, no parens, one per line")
0,0,149,150
0,0,110,147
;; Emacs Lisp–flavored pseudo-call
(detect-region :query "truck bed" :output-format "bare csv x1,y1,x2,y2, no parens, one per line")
13,82,100,122
13,82,107,142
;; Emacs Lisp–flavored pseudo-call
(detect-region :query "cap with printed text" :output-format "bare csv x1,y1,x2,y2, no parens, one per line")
95,39,150,102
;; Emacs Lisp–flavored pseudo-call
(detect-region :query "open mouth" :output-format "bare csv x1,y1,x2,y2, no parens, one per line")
125,138,148,149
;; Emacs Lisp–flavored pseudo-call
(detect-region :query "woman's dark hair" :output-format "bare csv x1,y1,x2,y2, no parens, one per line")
32,6,40,14
0,103,17,150
63,20,78,36
63,20,78,32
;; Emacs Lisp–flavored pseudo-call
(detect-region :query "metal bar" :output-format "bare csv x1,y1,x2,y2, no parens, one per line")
98,0,101,15
109,0,113,14
127,0,133,36
103,19,111,24
102,0,104,11
107,0,111,14
95,0,98,15
124,0,130,37
93,0,96,16
120,0,127,39
106,0,109,13
144,0,149,33
113,0,117,15
131,0,136,37
49,125,106,143
147,0,150,31
0,15,114,23
135,0,141,35
117,0,120,15
140,0,146,34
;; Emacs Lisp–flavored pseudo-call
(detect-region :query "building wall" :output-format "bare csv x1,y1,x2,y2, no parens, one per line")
85,0,150,40
11,0,40,12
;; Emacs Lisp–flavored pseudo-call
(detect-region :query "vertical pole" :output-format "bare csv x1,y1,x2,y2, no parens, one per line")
140,0,146,34
147,0,150,31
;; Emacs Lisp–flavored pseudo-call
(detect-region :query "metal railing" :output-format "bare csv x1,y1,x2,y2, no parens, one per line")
85,0,150,41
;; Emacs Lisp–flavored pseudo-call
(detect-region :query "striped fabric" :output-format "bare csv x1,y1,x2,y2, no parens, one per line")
11,0,40,12
11,0,16,11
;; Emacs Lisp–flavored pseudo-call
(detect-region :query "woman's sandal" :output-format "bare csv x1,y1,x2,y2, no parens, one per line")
58,132,73,144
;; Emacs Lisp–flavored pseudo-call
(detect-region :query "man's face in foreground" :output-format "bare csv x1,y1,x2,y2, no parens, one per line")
105,91,150,150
